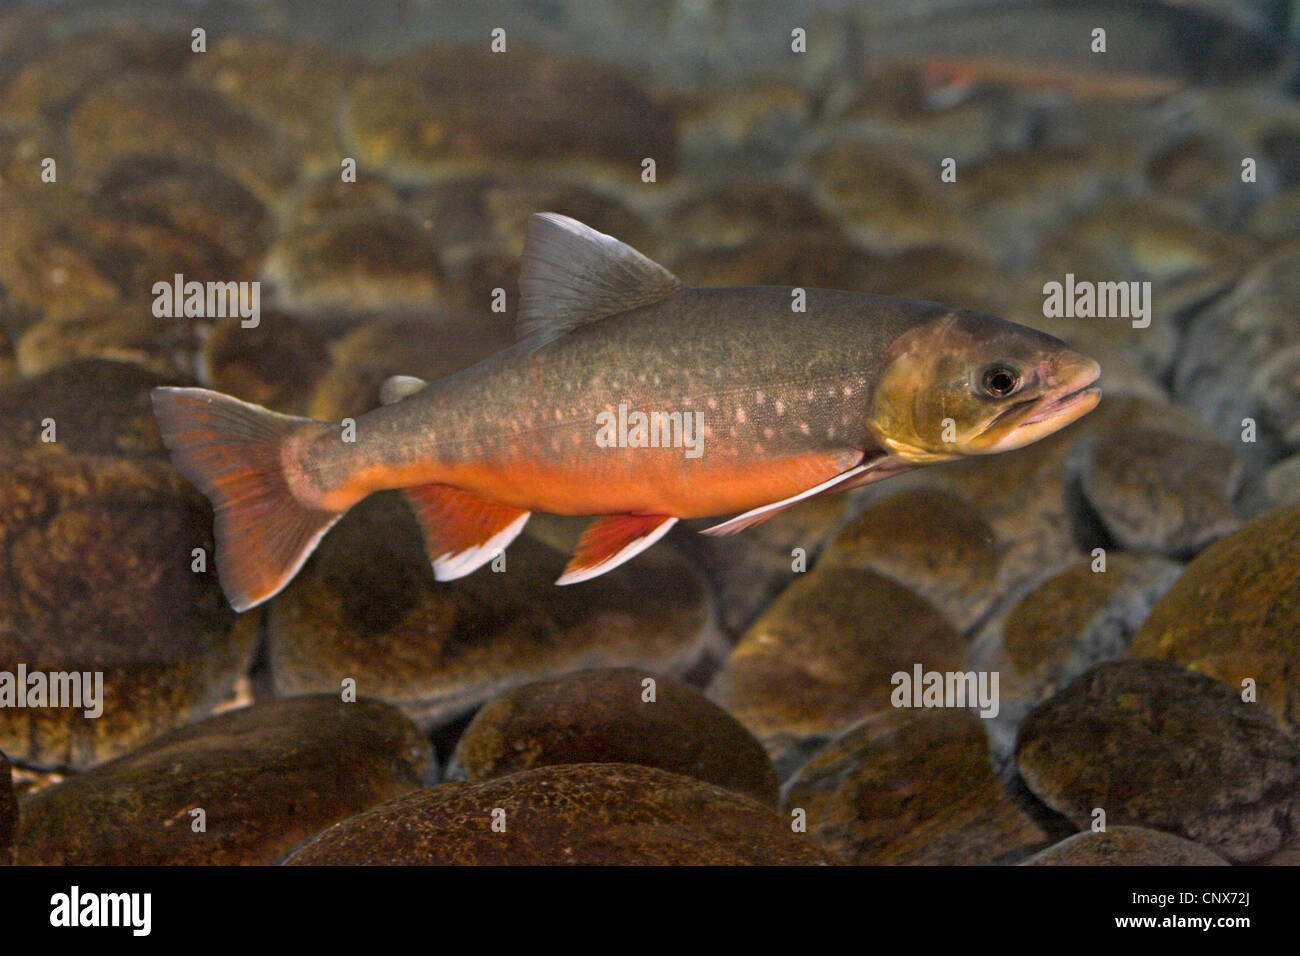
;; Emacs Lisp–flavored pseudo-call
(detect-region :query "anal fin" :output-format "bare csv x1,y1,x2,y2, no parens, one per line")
403,485,531,581
557,514,678,585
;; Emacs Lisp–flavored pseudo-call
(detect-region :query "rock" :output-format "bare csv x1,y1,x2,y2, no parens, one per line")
449,667,778,807
185,35,358,174
707,565,964,777
283,763,831,865
676,81,811,174
91,155,273,278
17,302,200,379
1175,241,1300,461
670,232,876,289
14,697,432,865
968,553,1184,766
0,359,181,460
666,177,835,254
198,311,331,416
1264,454,1300,508
1016,659,1300,863
0,322,15,388
0,750,14,865
262,210,445,316
821,488,999,634
1022,826,1229,866
306,315,511,422
1252,342,1300,453
1076,426,1241,557
808,139,977,254
1130,504,1300,735
0,30,182,121
267,493,722,732
343,48,675,188
68,73,295,203
685,489,849,637
783,710,1048,865
0,361,258,769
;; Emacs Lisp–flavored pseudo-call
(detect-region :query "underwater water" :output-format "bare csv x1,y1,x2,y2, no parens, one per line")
0,0,1298,879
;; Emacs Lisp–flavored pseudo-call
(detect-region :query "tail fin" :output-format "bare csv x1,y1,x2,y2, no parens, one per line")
150,387,342,612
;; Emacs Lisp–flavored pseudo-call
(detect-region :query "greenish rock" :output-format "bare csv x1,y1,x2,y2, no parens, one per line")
1076,426,1241,557
185,35,358,175
283,763,832,865
1130,504,1300,735
783,709,1049,865
969,553,1183,766
343,48,675,187
262,210,446,316
14,697,432,865
1016,659,1300,863
17,302,200,380
1022,826,1229,866
68,72,295,203
1264,454,1300,508
267,493,722,732
707,565,964,776
448,667,778,807
821,488,999,634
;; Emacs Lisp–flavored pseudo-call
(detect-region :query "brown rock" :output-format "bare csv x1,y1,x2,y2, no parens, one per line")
0,750,14,865
820,488,999,634
1016,659,1300,863
267,493,721,732
450,668,778,807
284,763,830,865
1022,826,1228,866
1130,504,1300,735
707,565,964,774
14,697,432,865
199,311,331,415
783,709,1048,865
344,48,675,186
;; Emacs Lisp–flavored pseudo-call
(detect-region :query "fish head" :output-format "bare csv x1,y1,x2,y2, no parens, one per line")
868,309,1101,463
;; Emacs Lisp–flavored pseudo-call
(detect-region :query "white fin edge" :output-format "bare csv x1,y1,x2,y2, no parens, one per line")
555,517,678,585
432,511,531,581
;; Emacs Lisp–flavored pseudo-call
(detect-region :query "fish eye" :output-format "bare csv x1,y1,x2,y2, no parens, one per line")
981,364,1021,398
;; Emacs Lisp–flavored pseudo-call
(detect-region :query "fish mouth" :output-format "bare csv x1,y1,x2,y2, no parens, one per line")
978,358,1101,452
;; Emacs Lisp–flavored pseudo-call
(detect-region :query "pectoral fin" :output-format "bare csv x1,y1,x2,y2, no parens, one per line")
556,514,678,585
403,485,531,580
700,456,911,536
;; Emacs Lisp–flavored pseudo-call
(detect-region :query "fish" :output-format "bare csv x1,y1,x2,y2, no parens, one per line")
151,212,1101,612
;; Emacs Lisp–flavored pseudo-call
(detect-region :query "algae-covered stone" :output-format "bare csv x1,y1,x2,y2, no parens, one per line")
68,73,295,202
262,210,445,316
1022,826,1228,866
0,362,257,769
1016,659,1300,863
344,48,675,186
198,311,331,416
968,553,1184,766
707,565,964,775
1130,504,1300,734
284,763,831,865
449,667,778,807
783,710,1048,865
1077,426,1241,556
14,697,432,865
267,493,721,732
821,488,999,634
16,302,200,380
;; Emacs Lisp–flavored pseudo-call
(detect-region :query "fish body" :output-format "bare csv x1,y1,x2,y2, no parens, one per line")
153,213,1101,611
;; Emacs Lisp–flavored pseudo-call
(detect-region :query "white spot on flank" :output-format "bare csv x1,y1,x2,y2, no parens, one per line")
756,391,765,404
775,400,786,415
799,422,810,435
736,407,747,424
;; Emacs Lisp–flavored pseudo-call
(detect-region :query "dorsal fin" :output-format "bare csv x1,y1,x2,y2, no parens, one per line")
379,375,428,406
517,212,684,349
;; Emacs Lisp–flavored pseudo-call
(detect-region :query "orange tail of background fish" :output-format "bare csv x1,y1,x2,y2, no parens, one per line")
150,387,342,612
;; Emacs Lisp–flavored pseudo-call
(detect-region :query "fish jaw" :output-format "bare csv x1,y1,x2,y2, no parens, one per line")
977,354,1102,453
